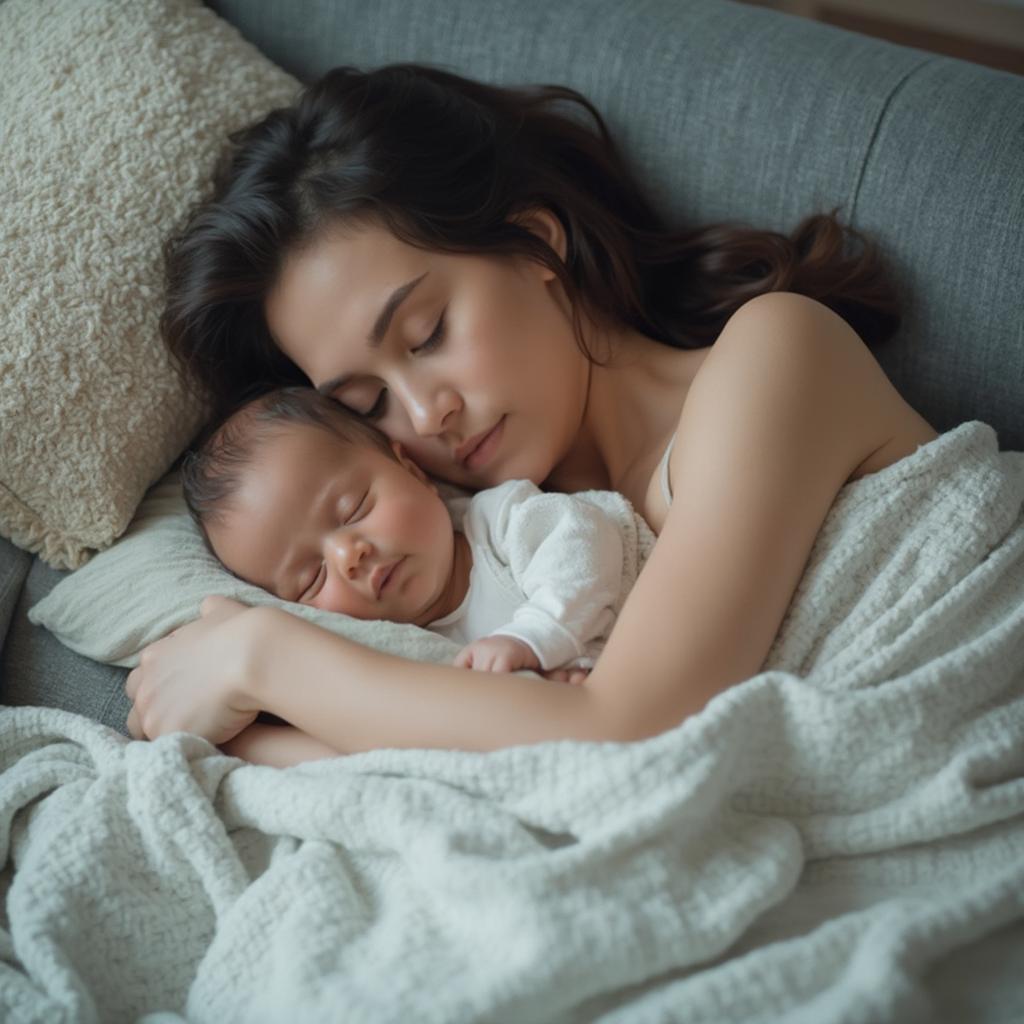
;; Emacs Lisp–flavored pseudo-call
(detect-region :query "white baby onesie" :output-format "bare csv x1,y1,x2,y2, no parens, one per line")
429,479,626,670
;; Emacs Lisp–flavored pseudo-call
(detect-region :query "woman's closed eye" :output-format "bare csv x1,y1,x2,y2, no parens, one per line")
364,389,388,420
412,308,447,356
349,310,447,420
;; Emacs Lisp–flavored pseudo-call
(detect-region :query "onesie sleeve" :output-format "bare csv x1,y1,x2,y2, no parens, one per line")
484,481,624,670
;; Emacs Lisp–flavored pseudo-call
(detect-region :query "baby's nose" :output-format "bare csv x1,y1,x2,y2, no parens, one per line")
327,532,371,580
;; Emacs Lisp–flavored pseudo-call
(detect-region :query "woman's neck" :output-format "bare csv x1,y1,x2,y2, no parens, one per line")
545,324,710,496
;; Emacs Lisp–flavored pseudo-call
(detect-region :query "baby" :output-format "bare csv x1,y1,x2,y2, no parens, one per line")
182,387,628,681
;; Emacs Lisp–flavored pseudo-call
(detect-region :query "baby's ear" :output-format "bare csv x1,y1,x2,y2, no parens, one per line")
390,440,433,487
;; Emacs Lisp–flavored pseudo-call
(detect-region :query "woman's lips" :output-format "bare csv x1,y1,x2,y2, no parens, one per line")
463,416,506,472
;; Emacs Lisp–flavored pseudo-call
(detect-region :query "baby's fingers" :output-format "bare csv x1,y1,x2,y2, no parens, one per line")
541,667,590,686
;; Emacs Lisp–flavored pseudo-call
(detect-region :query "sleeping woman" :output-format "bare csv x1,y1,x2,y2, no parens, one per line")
124,63,938,761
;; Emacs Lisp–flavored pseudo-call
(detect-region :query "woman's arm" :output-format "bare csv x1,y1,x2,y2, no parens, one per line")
246,610,609,752
585,291,900,738
125,595,610,751
220,722,343,767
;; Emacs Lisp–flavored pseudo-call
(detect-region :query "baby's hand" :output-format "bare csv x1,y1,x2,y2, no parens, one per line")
541,666,591,687
454,635,540,674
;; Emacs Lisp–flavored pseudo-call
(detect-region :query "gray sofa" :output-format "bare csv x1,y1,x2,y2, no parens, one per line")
2,0,1022,728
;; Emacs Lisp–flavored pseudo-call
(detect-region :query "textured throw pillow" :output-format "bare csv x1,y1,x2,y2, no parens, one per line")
0,0,300,569
28,474,462,669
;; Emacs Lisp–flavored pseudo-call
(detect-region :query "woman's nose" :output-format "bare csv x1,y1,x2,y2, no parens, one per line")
395,378,461,437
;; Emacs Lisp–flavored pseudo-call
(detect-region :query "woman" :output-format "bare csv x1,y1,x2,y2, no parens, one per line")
126,63,938,761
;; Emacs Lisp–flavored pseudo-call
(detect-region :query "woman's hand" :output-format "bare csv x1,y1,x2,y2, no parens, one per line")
125,595,264,745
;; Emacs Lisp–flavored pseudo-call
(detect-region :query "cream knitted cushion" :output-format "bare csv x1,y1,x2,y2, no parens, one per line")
0,0,299,568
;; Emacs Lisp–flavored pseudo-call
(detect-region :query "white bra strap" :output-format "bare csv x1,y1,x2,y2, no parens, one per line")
659,435,676,506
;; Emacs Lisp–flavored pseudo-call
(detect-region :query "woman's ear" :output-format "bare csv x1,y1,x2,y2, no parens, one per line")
507,207,568,277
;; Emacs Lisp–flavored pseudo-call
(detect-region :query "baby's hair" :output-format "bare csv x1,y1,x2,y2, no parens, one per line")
181,386,394,532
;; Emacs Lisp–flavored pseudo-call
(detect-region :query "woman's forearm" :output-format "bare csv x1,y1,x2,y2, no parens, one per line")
245,608,615,753
220,722,342,767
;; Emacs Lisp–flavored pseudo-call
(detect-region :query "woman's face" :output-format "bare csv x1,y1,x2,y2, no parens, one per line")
263,212,592,490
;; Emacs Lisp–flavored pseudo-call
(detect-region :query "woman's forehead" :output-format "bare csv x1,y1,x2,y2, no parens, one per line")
269,225,423,323
265,224,434,373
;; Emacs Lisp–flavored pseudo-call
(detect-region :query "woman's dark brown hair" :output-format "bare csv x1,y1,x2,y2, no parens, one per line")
161,62,900,421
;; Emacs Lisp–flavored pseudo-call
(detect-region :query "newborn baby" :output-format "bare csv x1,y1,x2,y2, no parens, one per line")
182,387,628,680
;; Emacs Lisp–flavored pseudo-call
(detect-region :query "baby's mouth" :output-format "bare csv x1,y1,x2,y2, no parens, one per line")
372,558,403,599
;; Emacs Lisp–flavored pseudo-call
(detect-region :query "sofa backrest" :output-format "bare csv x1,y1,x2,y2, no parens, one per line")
207,0,1024,450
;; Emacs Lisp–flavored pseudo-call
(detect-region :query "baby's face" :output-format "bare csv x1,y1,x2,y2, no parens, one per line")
206,424,457,623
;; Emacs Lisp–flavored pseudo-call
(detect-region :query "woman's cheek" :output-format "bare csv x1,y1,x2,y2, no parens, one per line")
376,409,448,471
406,438,474,488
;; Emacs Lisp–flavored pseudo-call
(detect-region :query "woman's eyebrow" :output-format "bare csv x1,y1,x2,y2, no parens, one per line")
316,271,428,396
368,271,429,348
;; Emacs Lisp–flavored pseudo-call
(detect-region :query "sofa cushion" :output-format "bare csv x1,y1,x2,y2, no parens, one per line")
850,57,1024,451
0,537,31,657
0,0,299,570
1,557,132,735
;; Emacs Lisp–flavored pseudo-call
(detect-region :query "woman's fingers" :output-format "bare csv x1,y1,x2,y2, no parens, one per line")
119,602,263,745
125,705,143,740
125,664,152,739
125,666,141,701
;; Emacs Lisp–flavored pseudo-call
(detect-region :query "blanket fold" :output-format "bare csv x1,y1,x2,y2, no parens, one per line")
2,422,1023,1023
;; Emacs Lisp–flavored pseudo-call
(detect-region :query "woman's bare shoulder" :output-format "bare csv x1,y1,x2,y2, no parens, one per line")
593,291,908,739
694,290,890,416
640,290,907,532
704,291,937,480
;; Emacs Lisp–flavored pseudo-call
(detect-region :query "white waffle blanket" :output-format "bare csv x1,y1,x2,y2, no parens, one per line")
2,422,1022,1023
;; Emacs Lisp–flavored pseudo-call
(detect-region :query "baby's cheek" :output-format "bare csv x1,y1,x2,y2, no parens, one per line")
397,495,448,546
317,579,367,618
